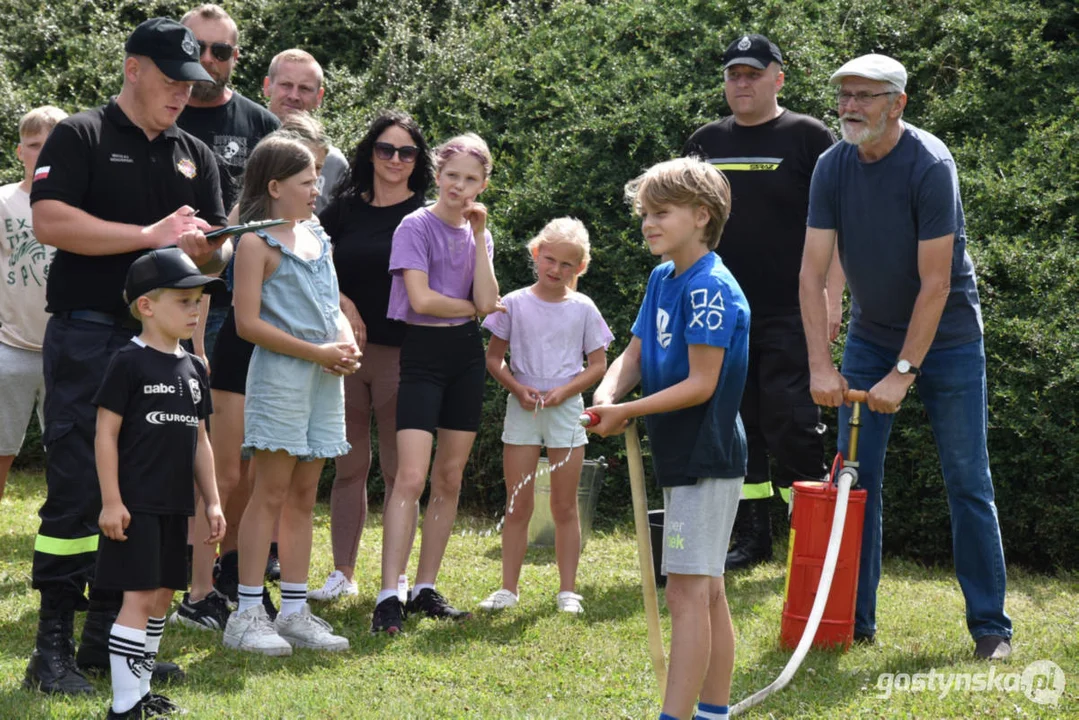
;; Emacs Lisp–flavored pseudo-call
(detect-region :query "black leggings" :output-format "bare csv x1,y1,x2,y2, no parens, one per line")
396,322,486,434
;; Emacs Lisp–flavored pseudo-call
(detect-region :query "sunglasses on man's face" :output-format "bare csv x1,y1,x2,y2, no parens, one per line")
197,41,235,62
373,142,419,163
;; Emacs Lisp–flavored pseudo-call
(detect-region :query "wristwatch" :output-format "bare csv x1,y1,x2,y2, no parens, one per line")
896,359,921,377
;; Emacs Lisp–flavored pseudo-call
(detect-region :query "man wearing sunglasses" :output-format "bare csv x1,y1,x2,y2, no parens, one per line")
800,54,1012,660
178,4,279,212
263,48,349,213
174,4,279,635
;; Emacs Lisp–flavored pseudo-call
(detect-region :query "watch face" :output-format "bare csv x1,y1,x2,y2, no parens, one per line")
897,360,911,373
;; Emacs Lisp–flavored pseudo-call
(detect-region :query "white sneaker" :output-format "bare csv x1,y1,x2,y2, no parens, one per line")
275,605,350,651
308,570,359,601
557,591,584,614
223,605,292,656
478,588,519,611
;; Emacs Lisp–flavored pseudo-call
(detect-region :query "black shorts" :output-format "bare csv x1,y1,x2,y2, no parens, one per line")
94,513,189,592
396,322,486,433
209,308,254,395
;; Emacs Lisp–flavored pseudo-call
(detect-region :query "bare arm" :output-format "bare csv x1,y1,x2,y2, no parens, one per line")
800,227,848,406
463,202,501,315
95,408,130,541
194,421,226,544
402,269,477,318
485,334,542,410
339,292,366,351
587,344,724,437
592,336,643,406
867,234,953,413
232,233,359,373
193,422,221,508
34,200,227,269
825,244,846,342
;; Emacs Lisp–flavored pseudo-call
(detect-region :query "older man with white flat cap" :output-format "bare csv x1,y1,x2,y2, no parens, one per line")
799,53,1013,660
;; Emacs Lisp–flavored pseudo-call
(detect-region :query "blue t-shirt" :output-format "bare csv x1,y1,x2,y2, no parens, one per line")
630,253,750,487
807,124,983,351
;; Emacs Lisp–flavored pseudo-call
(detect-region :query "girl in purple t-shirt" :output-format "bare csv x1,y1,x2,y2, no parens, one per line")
372,133,502,634
478,218,613,615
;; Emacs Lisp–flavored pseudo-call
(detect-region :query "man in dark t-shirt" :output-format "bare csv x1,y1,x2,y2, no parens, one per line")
178,5,279,212
25,17,228,695
684,34,836,570
177,4,279,366
802,54,1011,659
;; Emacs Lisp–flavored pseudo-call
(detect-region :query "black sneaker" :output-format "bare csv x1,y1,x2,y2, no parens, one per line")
406,588,472,622
105,695,157,719
169,590,231,632
142,691,183,715
370,597,405,635
261,586,278,621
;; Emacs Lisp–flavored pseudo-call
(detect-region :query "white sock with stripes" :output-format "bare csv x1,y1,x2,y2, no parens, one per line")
141,616,165,697
109,623,146,713
279,581,307,618
237,583,263,614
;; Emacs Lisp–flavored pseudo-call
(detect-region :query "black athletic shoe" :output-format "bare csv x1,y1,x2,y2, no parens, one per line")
262,586,278,621
169,590,231,632
142,692,183,715
370,597,405,635
406,588,472,622
105,695,158,719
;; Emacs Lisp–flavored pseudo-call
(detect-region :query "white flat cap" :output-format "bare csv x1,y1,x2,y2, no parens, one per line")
829,54,907,91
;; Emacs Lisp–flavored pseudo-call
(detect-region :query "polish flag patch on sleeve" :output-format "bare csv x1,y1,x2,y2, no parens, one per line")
33,166,50,182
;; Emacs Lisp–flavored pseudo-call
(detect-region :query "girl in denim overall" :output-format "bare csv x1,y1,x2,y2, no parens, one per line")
223,134,360,655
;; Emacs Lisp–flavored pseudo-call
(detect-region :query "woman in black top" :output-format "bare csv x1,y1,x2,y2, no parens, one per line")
310,111,434,601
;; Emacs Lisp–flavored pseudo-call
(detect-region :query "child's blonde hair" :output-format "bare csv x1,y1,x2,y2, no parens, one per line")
434,133,492,178
238,134,316,223
128,288,165,320
624,157,731,250
18,105,68,138
526,217,591,278
279,111,331,156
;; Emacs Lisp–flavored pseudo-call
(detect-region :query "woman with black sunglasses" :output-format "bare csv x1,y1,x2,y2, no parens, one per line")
309,111,433,602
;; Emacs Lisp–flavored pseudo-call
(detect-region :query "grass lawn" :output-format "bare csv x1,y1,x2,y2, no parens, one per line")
0,470,1076,718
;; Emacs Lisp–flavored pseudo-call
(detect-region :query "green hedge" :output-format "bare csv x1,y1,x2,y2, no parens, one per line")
3,0,1077,571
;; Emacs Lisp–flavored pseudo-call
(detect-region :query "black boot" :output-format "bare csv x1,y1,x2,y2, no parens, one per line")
76,602,186,685
725,498,773,570
23,596,94,695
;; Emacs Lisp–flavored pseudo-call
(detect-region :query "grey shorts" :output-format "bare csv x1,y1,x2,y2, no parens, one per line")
0,342,45,455
662,476,744,577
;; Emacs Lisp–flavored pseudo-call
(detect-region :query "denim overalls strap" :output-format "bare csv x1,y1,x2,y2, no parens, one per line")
253,221,340,343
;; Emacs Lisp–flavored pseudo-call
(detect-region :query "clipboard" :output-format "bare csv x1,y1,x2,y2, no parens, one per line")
204,218,290,240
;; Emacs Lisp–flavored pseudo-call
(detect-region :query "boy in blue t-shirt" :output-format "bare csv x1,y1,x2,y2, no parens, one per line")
587,157,750,720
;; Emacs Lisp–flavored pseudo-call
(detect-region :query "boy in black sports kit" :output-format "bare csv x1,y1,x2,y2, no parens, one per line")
94,248,226,718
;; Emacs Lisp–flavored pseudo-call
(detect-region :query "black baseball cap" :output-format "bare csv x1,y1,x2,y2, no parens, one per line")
125,248,225,304
124,17,214,82
722,34,783,70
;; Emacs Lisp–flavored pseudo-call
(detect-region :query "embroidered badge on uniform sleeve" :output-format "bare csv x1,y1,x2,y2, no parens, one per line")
33,166,50,181
177,158,197,179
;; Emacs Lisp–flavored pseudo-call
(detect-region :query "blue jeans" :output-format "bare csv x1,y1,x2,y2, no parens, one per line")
839,334,1011,641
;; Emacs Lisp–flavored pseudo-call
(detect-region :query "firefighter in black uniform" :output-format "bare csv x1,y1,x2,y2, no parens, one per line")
684,35,838,569
24,17,229,694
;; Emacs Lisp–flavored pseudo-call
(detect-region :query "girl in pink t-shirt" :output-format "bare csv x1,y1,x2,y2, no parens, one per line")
479,218,613,614
372,133,502,634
